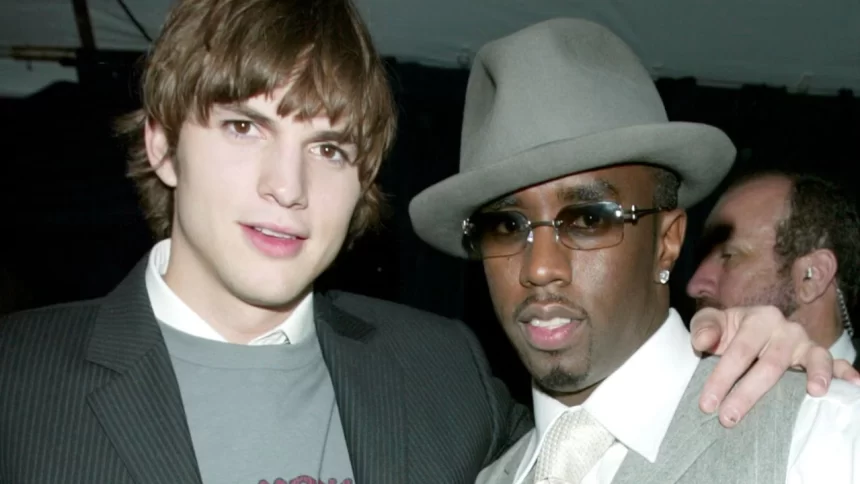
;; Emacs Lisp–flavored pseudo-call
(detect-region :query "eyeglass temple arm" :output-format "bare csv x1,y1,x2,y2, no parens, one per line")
622,205,664,223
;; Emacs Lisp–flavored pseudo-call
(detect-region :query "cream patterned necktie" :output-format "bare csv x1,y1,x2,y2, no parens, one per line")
533,409,615,484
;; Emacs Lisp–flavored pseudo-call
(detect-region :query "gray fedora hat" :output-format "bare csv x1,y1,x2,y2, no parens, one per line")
409,17,736,258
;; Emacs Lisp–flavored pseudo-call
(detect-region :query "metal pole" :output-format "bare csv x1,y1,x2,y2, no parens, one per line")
70,0,96,50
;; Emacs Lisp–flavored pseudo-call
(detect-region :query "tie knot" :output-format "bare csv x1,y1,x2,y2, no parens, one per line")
534,409,615,484
547,409,608,442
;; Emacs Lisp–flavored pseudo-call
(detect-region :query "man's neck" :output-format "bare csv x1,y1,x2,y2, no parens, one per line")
158,241,310,344
164,268,309,343
552,304,671,407
794,303,841,349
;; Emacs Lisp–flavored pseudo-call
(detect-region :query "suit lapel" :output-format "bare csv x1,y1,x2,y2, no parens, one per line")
86,258,202,484
501,434,532,484
613,360,724,484
475,431,533,484
315,295,408,484
613,414,721,484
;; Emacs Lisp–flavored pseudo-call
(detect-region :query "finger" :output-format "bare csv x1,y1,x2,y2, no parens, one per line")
717,352,791,427
698,321,766,414
795,344,832,397
833,359,860,386
689,308,729,354
690,320,722,354
716,325,800,426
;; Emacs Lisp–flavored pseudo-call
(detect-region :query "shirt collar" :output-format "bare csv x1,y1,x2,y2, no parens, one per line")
830,329,857,363
531,308,699,464
144,239,314,345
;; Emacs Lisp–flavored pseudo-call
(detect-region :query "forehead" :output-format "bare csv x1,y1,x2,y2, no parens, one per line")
493,164,655,209
707,176,791,239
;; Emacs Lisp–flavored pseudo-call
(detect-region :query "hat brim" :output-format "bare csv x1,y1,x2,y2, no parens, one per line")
409,121,736,258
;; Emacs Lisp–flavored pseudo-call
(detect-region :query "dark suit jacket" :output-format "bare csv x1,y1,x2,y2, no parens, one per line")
0,257,532,484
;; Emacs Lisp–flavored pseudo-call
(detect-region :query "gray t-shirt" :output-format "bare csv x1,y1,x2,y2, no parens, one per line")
159,321,355,484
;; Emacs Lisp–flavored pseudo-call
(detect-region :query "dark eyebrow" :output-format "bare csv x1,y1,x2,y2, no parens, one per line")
556,179,619,203
217,103,276,130
215,105,353,146
480,179,620,213
306,130,352,145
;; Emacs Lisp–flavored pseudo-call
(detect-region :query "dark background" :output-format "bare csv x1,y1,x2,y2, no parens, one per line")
1,55,857,405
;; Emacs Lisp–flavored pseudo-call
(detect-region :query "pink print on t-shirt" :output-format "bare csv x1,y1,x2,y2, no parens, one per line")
258,478,353,484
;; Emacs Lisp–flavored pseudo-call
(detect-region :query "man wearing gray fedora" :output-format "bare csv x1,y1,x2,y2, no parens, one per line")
409,18,860,484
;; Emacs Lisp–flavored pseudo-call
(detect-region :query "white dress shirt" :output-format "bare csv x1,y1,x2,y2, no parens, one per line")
145,239,314,345
830,330,857,364
512,309,860,484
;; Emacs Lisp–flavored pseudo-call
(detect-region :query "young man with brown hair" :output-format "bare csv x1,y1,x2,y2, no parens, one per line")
0,1,853,483
0,2,530,482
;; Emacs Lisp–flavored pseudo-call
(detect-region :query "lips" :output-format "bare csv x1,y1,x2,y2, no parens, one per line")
516,304,586,326
515,302,587,351
241,223,308,258
245,223,308,240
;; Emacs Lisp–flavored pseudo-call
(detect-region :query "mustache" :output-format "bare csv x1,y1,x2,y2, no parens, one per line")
695,297,725,312
512,292,587,322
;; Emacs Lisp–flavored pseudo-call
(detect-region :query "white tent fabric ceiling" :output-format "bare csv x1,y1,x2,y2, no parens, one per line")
1,0,858,98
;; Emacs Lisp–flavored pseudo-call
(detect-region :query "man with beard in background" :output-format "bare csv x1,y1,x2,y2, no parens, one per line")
688,170,860,366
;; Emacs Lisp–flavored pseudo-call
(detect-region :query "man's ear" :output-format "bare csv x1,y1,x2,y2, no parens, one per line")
656,208,687,277
792,249,838,303
144,119,178,187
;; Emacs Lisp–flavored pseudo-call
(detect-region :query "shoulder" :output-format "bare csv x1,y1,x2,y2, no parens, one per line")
787,379,860,478
798,378,860,425
690,357,810,434
323,290,475,339
321,290,492,376
696,356,810,403
0,299,106,404
0,298,102,350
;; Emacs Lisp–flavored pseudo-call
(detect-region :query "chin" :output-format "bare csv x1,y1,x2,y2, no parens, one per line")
524,349,591,391
225,272,314,310
239,288,311,310
535,364,589,390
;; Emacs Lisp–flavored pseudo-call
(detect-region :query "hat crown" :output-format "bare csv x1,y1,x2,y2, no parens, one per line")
461,18,667,174
408,17,736,259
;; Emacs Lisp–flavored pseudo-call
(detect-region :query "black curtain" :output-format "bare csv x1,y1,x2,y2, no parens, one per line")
2,58,858,405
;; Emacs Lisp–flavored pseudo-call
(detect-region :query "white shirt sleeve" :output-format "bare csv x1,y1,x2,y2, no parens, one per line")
787,380,860,483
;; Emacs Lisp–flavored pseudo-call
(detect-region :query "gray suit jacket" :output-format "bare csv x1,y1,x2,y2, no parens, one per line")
477,357,806,484
475,427,533,484
0,255,532,484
